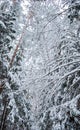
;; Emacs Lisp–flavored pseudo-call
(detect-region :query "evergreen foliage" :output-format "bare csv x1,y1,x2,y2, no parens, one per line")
0,0,80,130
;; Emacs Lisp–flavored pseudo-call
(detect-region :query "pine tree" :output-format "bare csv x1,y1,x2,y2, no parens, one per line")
0,1,32,130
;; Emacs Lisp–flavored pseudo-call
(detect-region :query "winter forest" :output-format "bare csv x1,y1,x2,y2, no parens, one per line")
0,0,80,130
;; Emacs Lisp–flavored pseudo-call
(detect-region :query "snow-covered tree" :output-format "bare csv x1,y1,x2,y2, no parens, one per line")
1,0,80,130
